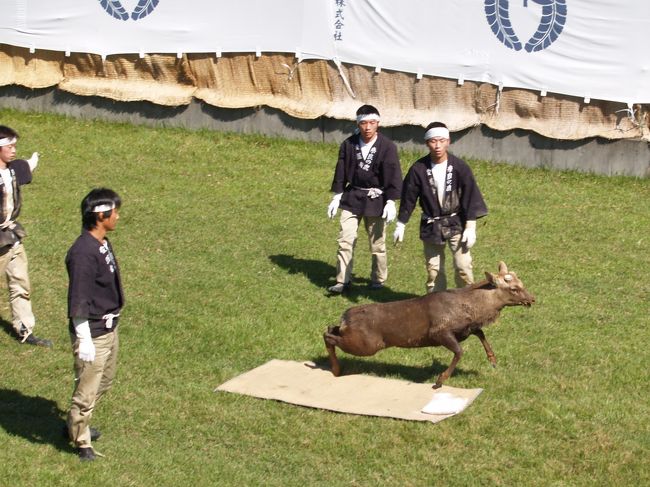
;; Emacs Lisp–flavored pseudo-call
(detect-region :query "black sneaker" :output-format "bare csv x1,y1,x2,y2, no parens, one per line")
368,282,385,290
22,334,53,348
78,447,96,462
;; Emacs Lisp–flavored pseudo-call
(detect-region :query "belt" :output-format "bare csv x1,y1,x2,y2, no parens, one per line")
352,187,383,199
422,212,457,224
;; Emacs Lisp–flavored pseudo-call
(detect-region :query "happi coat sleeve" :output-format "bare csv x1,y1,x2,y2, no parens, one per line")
450,154,488,224
9,159,33,185
397,155,429,225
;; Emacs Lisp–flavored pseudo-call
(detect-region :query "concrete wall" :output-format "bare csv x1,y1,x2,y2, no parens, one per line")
1,85,648,177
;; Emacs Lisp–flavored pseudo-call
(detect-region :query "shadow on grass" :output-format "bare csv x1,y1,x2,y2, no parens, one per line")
0,317,18,341
269,254,332,287
308,355,479,384
0,388,73,454
269,254,419,303
0,320,72,453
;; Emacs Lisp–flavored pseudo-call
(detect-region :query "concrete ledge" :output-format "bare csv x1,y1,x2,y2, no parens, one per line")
1,85,647,177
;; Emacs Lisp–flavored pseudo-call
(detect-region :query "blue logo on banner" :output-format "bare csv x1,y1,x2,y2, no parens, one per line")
485,0,567,52
98,0,160,21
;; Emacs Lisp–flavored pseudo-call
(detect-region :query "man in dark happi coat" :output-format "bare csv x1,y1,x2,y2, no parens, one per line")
65,188,124,462
394,122,487,293
327,104,402,293
0,124,51,346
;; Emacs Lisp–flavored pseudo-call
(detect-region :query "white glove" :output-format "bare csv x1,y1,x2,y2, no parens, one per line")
27,152,39,171
73,318,96,362
461,220,477,249
393,221,405,244
327,193,343,219
382,200,396,223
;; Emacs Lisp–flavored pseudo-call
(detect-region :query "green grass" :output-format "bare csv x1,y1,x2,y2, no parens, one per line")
0,108,648,486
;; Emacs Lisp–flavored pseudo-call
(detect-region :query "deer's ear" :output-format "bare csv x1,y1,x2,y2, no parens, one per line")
498,261,508,274
486,272,499,285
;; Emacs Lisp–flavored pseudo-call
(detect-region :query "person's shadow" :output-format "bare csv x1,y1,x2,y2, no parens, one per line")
0,388,73,453
0,317,18,340
1,319,71,452
269,254,419,303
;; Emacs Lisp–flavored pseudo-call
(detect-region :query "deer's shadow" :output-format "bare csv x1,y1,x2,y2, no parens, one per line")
308,355,479,384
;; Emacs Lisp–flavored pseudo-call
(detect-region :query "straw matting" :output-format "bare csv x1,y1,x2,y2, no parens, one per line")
215,359,483,423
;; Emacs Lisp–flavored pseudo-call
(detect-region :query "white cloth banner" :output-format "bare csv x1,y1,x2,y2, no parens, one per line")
333,0,650,105
0,0,333,59
0,0,648,104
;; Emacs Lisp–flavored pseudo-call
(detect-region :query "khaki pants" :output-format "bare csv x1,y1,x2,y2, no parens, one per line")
0,243,35,338
423,233,474,293
335,210,387,285
68,330,119,448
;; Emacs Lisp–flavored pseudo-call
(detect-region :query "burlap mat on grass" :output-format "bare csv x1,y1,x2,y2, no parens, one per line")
215,359,483,423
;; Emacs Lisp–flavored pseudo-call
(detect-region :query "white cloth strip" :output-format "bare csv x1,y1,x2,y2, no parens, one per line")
424,212,457,224
0,137,17,147
102,313,120,329
424,127,450,141
356,114,380,123
92,203,115,213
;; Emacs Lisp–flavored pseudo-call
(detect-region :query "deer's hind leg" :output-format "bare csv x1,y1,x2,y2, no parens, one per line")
433,332,464,389
323,326,342,376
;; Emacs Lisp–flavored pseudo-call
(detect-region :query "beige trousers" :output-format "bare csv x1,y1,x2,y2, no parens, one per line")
423,233,474,293
68,330,119,449
335,210,387,285
0,243,35,338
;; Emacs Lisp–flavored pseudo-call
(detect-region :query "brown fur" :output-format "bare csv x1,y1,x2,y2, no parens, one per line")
323,261,535,388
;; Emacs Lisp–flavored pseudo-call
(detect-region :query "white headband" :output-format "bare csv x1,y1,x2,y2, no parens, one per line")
424,127,450,141
92,203,115,213
0,137,17,147
356,113,380,123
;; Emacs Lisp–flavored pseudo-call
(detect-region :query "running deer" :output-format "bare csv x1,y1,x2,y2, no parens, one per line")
323,261,535,388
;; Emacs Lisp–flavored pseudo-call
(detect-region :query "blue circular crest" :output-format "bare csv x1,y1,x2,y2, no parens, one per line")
484,0,567,52
98,0,160,21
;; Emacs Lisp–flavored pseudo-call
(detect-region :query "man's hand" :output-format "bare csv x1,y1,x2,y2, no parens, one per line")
79,338,96,362
27,152,39,171
327,193,343,219
461,220,477,249
382,200,396,223
393,221,405,244
74,319,96,362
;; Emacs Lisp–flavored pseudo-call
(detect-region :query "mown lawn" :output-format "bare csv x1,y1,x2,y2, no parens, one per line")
0,108,648,486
